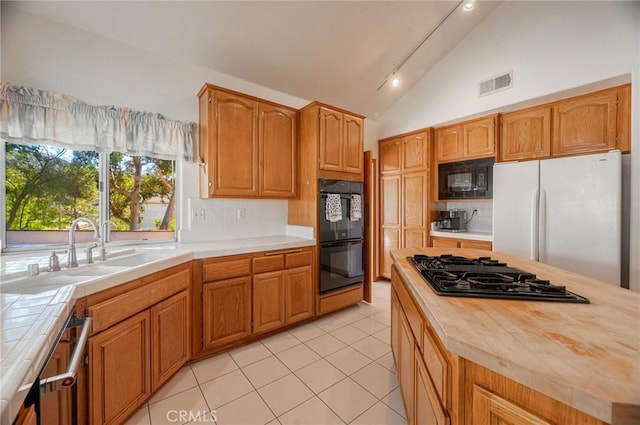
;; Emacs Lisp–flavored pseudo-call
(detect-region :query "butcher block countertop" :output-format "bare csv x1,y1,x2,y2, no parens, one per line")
391,248,640,425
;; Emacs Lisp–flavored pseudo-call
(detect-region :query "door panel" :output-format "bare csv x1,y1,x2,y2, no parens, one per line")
501,107,551,161
319,108,343,171
259,103,296,197
203,277,252,350
253,271,285,334
402,132,429,172
213,91,259,196
343,114,363,174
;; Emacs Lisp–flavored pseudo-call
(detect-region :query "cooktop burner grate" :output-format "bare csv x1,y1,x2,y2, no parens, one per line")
409,254,589,303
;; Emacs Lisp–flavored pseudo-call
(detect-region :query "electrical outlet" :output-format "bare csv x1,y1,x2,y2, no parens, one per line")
237,207,246,220
191,208,205,222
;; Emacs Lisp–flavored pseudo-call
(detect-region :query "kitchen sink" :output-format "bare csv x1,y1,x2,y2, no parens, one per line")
0,249,187,295
102,252,172,267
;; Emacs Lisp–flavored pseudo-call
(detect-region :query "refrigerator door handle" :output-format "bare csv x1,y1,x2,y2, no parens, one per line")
538,188,547,263
530,190,539,261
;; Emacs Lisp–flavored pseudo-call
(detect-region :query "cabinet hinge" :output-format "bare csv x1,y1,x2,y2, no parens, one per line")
318,158,321,164
83,354,89,366
615,135,619,143
200,291,203,300
200,336,204,347
209,97,212,103
616,96,620,106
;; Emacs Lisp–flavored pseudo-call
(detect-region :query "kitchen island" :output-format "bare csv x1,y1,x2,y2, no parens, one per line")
390,248,639,425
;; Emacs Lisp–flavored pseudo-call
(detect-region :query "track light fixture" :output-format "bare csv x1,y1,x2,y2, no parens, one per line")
377,0,466,91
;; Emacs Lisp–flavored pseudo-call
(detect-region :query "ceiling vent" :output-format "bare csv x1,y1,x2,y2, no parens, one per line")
479,71,513,97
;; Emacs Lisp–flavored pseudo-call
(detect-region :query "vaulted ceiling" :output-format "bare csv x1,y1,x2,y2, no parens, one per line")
6,1,501,119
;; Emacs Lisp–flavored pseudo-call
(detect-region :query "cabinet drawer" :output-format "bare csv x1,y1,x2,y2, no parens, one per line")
203,258,251,282
253,255,284,274
392,267,423,348
285,250,312,268
89,268,189,334
422,326,449,406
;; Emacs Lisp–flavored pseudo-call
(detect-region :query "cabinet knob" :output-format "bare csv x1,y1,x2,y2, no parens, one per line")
208,181,212,188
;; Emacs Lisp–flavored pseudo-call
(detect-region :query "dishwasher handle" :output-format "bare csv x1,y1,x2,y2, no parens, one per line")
40,316,92,394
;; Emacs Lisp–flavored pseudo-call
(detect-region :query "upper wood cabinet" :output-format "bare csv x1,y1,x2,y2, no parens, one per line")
436,125,464,163
501,106,552,161
379,138,402,174
198,84,297,198
436,116,497,163
260,103,297,197
380,130,431,175
552,85,629,156
499,84,630,162
319,106,364,176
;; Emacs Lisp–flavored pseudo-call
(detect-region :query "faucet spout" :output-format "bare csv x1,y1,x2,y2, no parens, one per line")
68,217,100,268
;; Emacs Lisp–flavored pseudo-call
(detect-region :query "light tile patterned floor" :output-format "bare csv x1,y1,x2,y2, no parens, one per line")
125,281,405,425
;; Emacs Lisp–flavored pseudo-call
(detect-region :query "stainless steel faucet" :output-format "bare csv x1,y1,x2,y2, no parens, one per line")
68,217,100,268
99,220,116,261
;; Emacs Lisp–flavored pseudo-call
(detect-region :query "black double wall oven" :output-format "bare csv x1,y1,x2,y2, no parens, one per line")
318,179,365,295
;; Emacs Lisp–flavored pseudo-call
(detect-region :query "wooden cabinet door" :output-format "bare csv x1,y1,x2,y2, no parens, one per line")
403,131,429,172
472,385,552,425
89,311,151,425
431,238,460,249
203,277,252,350
151,291,189,392
380,138,402,174
436,125,464,163
14,405,37,425
319,107,343,172
464,116,496,159
41,342,72,425
398,310,416,425
390,289,400,362
212,91,259,196
501,107,551,161
253,271,286,334
415,352,450,425
459,240,493,251
343,114,364,174
402,172,428,249
259,103,296,197
552,90,618,156
381,175,401,278
285,265,314,324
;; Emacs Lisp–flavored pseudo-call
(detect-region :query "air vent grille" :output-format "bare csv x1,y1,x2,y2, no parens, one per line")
479,71,513,97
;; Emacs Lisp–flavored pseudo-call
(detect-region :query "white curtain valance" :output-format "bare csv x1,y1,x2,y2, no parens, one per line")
0,83,197,162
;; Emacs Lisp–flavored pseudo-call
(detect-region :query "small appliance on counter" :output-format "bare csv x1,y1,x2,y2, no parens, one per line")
437,209,467,232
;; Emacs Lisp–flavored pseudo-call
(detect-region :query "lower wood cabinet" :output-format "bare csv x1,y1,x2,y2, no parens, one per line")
472,385,551,425
202,247,315,351
392,263,610,425
203,276,252,350
151,291,190,391
253,265,314,334
89,311,151,425
83,264,191,425
397,308,415,425
416,348,450,425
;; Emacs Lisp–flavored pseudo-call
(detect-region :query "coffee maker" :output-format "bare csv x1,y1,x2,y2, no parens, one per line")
438,209,467,232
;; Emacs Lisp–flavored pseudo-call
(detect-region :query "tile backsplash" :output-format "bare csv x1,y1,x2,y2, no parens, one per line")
180,198,288,242
433,201,493,233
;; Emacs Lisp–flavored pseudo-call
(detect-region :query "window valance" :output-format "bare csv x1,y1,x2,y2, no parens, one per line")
0,83,197,161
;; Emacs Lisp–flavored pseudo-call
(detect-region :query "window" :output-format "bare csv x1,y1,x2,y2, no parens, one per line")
2,142,175,249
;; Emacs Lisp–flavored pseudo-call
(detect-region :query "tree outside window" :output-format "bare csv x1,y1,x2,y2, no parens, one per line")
4,142,175,248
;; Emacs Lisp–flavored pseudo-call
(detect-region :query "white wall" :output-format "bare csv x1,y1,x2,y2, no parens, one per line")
1,5,377,242
377,1,640,290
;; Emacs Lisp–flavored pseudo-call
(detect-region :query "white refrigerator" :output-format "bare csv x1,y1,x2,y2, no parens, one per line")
493,150,621,285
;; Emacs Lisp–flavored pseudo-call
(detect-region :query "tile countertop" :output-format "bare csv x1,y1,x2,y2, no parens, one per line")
430,230,493,242
0,235,315,423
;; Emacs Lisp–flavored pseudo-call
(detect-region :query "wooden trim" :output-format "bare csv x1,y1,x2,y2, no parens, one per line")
378,126,433,143
198,83,297,112
299,100,366,119
88,268,190,334
318,284,364,315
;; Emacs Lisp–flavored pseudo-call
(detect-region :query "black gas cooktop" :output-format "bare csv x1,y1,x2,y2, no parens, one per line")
409,254,589,303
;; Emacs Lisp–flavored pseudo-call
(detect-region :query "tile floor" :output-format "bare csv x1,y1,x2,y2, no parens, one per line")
125,281,406,425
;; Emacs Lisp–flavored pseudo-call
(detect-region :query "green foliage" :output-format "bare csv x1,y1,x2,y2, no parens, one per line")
5,144,98,230
5,143,175,233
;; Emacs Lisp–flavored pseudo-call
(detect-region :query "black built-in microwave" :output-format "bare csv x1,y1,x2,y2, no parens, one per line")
438,157,494,200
